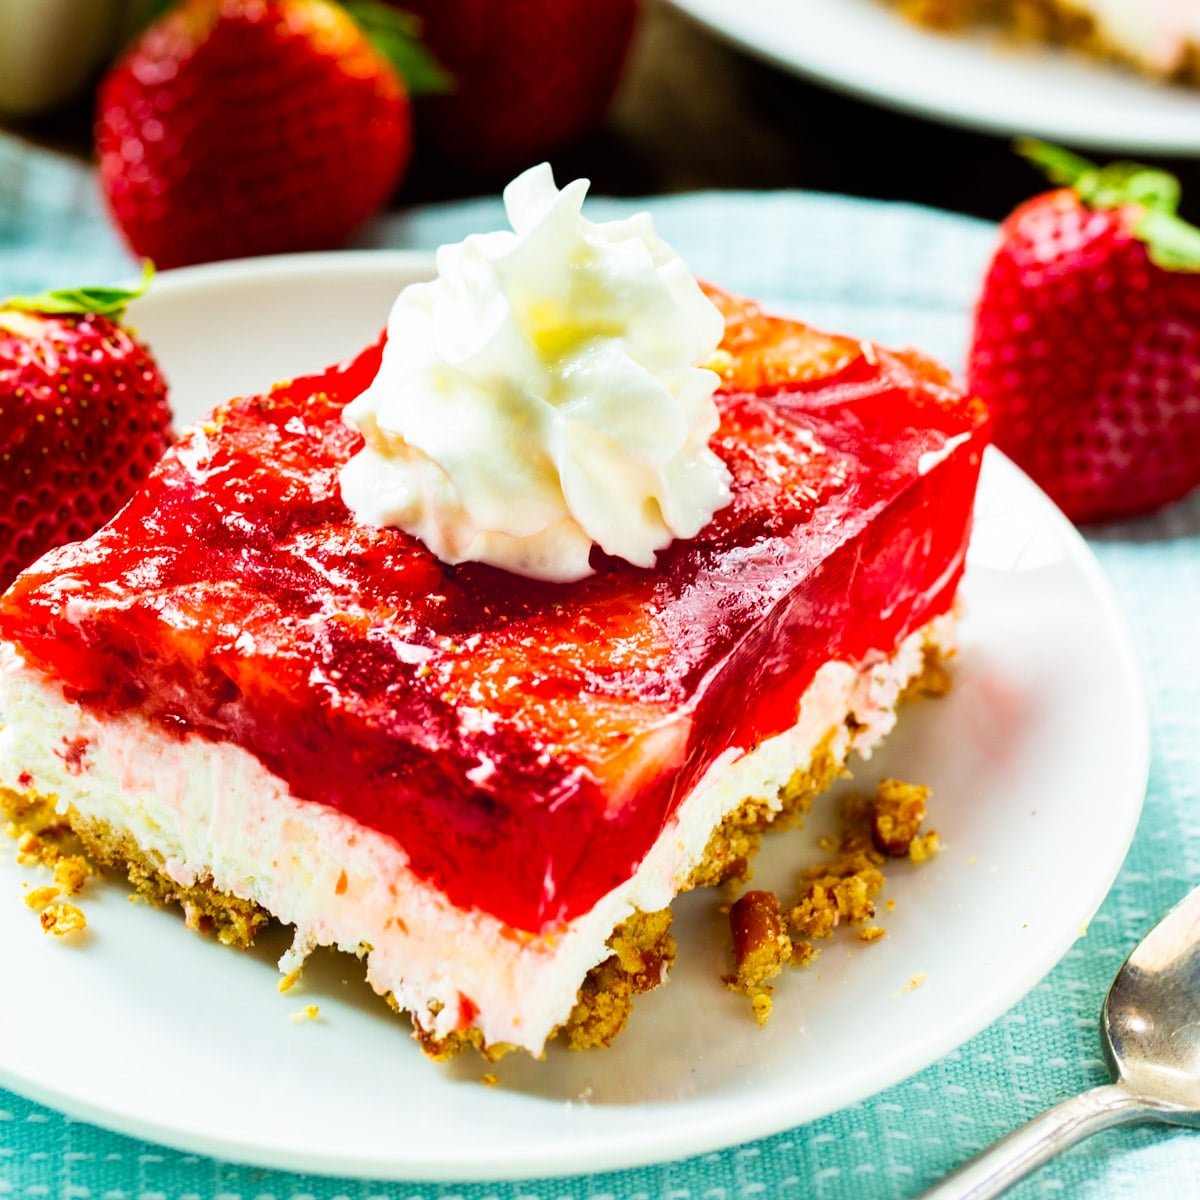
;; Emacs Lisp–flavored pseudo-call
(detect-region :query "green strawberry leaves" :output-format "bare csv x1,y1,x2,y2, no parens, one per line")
127,1,453,96
1018,138,1200,273
1017,140,1093,188
1135,209,1200,271
343,0,454,95
1,261,155,320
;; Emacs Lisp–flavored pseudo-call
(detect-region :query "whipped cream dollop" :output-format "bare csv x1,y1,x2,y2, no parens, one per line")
339,163,731,582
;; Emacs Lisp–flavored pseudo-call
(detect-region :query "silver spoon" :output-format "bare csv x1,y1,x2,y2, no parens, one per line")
922,883,1200,1200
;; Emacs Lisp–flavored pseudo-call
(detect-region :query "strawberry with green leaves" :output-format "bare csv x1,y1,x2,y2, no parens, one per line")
969,141,1200,524
0,268,172,592
97,0,447,269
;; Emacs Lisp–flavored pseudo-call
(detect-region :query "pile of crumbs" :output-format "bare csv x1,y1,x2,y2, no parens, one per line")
723,777,939,1023
5,797,93,938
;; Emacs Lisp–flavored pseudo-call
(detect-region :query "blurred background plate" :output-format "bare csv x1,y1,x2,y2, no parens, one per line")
668,0,1200,153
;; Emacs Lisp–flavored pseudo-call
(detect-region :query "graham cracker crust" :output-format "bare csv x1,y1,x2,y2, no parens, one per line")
73,814,270,948
2,636,952,1059
892,0,1200,85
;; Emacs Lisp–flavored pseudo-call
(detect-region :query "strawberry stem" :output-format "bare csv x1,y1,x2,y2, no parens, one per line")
1137,210,1200,272
1017,139,1200,274
2,260,155,319
342,0,453,95
1016,139,1094,188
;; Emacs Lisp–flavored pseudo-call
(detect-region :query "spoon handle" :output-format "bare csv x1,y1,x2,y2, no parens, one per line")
918,1082,1152,1200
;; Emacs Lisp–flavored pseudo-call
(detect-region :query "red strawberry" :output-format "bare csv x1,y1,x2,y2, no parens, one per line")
96,0,437,269
389,0,640,173
969,141,1200,523
0,268,172,592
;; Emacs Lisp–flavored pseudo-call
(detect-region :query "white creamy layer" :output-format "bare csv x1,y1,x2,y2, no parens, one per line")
1063,0,1199,73
0,616,952,1055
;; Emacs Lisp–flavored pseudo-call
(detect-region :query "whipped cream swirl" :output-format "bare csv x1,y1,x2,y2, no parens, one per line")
339,163,731,582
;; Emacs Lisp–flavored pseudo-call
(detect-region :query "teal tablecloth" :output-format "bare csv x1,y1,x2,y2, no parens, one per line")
2,134,1199,1200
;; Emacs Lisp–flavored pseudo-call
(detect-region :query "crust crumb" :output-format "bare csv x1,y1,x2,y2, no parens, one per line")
53,855,92,895
4,791,60,832
278,968,302,994
6,792,73,867
909,831,941,863
723,890,792,1023
792,852,886,938
16,830,59,867
792,941,819,968
872,778,931,857
40,902,86,937
25,885,61,912
290,1004,320,1022
724,776,942,1022
481,1072,500,1087
750,992,773,1025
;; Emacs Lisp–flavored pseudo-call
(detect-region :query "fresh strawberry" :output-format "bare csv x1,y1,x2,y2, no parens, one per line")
388,0,640,173
96,0,440,269
969,141,1200,523
0,268,172,592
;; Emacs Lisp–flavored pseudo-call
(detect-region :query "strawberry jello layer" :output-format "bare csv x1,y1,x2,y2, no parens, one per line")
0,290,988,939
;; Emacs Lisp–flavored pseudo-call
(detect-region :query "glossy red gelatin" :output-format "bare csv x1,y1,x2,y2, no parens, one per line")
0,289,989,933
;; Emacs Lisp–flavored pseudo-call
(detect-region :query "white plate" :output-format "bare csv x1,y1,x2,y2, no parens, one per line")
669,0,1200,153
0,253,1147,1180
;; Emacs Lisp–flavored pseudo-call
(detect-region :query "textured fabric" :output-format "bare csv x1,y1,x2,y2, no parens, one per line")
2,132,1199,1199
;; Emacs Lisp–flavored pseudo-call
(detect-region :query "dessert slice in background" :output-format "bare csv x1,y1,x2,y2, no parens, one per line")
892,0,1200,85
0,170,989,1060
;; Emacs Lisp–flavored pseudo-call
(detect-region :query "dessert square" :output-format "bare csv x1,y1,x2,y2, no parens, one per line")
0,285,987,1058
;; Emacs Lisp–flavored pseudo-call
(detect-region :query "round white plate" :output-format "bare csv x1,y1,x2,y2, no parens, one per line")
669,0,1200,153
0,253,1147,1180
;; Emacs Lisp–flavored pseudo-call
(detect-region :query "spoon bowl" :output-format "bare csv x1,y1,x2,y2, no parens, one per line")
923,883,1200,1199
1104,885,1200,1119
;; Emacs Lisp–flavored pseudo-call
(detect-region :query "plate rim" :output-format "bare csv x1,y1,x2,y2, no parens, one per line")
0,251,1151,1181
666,0,1200,153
